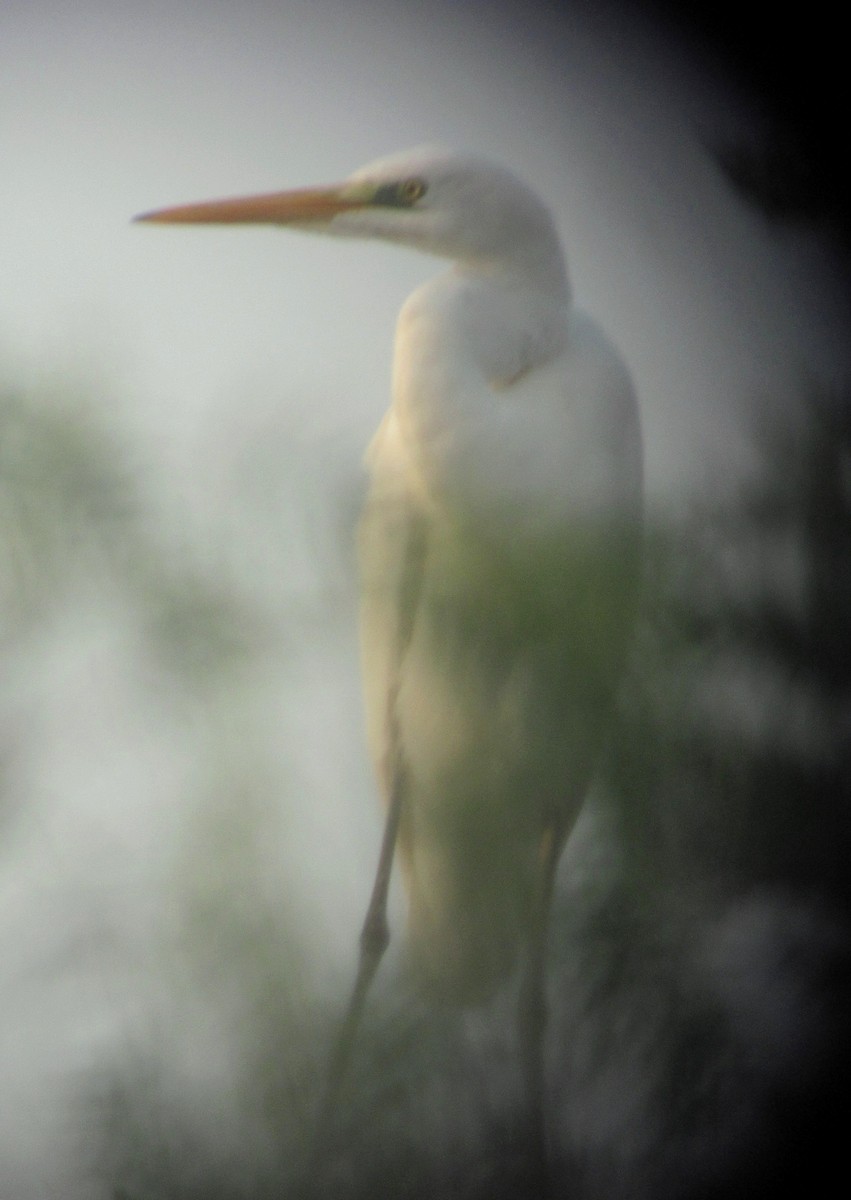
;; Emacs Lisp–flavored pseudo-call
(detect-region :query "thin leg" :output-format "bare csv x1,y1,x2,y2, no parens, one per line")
309,686,408,1167
517,817,566,1194
310,517,424,1171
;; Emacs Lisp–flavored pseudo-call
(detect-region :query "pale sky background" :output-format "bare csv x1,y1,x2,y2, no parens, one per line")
1,2,849,1196
2,0,846,502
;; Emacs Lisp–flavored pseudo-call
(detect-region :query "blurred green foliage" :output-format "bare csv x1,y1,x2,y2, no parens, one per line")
2,365,849,1198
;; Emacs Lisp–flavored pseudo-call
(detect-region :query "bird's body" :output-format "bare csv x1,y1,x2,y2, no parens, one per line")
136,147,643,1005
362,272,640,999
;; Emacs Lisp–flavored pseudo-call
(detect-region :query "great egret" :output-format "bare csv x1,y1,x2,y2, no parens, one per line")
136,146,643,1167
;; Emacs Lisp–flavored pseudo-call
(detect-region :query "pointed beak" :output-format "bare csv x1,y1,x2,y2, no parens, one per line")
133,182,373,226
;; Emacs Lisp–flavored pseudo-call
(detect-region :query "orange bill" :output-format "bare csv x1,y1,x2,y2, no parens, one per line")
134,184,369,225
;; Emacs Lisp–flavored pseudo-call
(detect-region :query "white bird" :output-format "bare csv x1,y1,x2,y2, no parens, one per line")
136,146,643,1149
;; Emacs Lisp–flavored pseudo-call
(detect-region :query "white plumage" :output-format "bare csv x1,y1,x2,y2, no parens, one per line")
137,146,643,1003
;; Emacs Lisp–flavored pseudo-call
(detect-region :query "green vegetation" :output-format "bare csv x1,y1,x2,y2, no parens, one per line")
2,366,848,1198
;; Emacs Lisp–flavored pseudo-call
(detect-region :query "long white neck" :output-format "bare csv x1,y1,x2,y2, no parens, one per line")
454,263,571,388
385,254,578,535
369,244,639,544
393,254,570,420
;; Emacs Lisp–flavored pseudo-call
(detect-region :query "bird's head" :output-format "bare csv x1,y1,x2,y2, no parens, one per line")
135,146,565,281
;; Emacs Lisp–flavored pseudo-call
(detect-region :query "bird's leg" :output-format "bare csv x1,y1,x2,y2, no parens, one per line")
517,816,566,1192
309,683,407,1165
310,517,424,1172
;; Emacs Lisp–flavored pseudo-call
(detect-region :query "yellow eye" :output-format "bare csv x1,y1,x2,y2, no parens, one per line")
399,177,427,204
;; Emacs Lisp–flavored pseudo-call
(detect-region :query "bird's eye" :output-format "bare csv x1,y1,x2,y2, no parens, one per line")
372,179,427,208
398,177,427,205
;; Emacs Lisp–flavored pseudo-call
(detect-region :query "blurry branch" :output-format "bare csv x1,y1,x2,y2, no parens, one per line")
605,387,851,904
711,115,851,257
535,389,851,1198
716,139,830,225
0,374,271,683
1,363,344,1190
0,381,133,620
